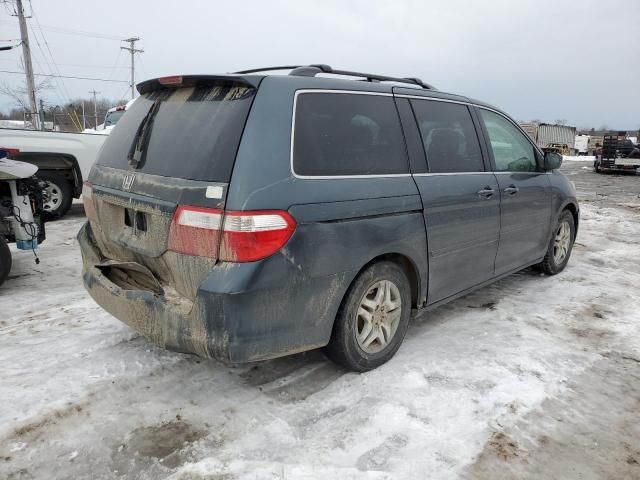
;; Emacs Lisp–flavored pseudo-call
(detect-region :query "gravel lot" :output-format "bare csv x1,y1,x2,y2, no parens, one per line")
1,160,639,480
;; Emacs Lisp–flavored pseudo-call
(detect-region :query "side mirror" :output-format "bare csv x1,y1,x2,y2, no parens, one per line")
544,151,563,170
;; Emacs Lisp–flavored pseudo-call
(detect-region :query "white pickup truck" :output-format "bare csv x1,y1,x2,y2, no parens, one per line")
0,129,107,217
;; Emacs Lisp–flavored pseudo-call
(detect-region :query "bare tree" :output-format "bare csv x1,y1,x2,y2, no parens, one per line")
554,119,568,126
0,77,53,111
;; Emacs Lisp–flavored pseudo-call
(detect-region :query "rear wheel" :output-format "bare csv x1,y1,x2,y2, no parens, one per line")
536,210,575,275
0,236,11,287
37,171,73,219
324,261,411,372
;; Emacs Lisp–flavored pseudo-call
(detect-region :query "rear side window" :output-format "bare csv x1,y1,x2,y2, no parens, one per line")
411,100,484,173
293,92,408,176
97,84,255,181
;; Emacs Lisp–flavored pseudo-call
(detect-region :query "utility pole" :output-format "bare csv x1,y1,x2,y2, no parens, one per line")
15,0,39,129
38,98,45,130
89,89,100,129
121,37,143,100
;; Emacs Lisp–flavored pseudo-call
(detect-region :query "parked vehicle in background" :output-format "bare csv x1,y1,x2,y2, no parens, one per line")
0,128,107,218
574,135,590,155
594,133,640,173
82,99,135,135
546,143,570,155
79,65,579,372
520,122,577,155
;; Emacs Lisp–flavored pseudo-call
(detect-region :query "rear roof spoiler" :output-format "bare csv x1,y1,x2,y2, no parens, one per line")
136,74,261,95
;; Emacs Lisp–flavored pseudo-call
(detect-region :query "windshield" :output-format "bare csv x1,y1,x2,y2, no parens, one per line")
104,110,125,128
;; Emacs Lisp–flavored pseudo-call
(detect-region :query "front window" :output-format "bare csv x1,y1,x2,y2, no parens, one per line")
480,109,538,172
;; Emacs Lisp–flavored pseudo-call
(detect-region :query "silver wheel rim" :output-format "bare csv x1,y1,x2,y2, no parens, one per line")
355,280,402,354
553,221,571,264
42,181,63,212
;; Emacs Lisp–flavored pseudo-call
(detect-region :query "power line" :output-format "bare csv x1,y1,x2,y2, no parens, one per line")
0,19,123,41
30,9,77,102
0,69,129,83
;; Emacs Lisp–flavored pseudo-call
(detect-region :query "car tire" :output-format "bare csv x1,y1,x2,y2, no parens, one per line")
37,171,73,219
0,236,11,287
536,210,575,275
324,261,412,372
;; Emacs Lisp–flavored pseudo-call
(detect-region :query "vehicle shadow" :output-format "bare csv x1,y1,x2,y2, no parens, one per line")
226,268,540,401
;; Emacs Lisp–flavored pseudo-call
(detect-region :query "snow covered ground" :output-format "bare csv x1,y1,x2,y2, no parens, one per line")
1,162,639,479
563,155,595,162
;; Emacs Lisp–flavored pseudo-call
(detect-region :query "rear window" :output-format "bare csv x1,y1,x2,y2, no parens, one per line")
293,92,408,176
97,83,255,181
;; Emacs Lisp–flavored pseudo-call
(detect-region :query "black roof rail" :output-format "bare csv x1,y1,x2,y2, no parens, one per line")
234,65,302,74
233,64,436,90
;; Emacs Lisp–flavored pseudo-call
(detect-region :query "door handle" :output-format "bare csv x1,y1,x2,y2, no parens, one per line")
477,187,495,198
504,185,519,195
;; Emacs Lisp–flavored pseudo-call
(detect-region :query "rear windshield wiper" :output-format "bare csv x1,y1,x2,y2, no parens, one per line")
128,99,163,169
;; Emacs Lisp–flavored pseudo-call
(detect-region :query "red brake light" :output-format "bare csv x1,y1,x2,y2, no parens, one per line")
168,206,223,258
219,210,296,262
158,75,183,86
82,181,97,222
167,207,296,262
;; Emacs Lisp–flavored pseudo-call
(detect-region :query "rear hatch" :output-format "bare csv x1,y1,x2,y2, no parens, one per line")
85,76,259,300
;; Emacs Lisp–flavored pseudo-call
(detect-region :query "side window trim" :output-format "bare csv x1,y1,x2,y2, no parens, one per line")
394,97,429,174
475,106,545,173
289,89,412,180
409,98,487,174
468,106,493,172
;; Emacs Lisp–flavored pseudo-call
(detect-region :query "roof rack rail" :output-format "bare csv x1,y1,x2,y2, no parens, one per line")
233,64,436,90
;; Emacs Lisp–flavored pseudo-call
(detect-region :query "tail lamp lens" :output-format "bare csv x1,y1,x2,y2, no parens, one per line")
167,206,296,262
168,206,223,258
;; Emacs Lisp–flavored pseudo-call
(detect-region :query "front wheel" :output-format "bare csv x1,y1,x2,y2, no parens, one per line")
324,261,412,372
0,236,12,287
536,210,575,275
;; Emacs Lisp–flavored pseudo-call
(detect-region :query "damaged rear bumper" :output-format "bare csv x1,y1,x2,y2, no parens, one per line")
78,222,222,359
78,222,349,363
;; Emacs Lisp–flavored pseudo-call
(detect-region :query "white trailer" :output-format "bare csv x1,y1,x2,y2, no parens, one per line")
574,135,590,155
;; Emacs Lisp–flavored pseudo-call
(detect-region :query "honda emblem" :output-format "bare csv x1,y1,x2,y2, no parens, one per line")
122,172,136,191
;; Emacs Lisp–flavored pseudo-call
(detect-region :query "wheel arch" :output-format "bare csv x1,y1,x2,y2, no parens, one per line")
563,201,579,236
13,151,83,198
347,252,422,310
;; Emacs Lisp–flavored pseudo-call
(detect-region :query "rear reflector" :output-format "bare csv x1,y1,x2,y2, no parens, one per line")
82,181,97,222
167,206,296,262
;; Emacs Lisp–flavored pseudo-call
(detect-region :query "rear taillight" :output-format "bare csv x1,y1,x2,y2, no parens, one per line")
168,206,223,258
167,206,296,262
219,210,296,262
82,181,97,222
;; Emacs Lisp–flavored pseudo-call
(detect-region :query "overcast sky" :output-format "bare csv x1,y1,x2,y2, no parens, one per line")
1,0,639,129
